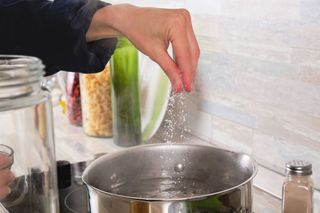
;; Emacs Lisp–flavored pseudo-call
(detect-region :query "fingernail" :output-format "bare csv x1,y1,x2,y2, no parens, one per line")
173,79,183,93
184,83,191,92
183,79,193,92
175,84,183,93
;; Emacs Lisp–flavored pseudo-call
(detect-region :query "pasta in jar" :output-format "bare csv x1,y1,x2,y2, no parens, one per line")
80,65,112,137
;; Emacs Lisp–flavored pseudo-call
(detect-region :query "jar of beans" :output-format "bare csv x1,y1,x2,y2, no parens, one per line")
66,72,82,126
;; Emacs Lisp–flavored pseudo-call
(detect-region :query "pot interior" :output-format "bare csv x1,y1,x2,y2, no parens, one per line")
83,144,256,200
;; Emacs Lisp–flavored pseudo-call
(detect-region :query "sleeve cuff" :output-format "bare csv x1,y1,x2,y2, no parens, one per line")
44,0,117,75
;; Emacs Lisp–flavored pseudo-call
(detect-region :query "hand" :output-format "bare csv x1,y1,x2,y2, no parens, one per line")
87,4,200,93
0,155,14,200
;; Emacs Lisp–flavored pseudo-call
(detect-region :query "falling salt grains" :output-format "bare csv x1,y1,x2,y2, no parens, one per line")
162,92,191,143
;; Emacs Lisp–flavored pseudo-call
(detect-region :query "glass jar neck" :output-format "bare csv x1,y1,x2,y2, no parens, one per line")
0,55,44,99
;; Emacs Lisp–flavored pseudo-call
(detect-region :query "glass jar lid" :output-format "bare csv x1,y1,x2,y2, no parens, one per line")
286,160,312,176
0,55,44,99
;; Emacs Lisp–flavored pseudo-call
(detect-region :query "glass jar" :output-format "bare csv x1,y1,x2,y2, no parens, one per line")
66,72,82,126
0,55,59,212
110,37,141,147
282,160,313,213
80,65,113,137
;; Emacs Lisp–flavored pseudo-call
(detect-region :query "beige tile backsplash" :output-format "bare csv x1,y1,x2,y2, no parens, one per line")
108,0,320,190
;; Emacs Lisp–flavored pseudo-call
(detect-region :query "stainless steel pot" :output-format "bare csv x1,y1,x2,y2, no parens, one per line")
82,144,257,213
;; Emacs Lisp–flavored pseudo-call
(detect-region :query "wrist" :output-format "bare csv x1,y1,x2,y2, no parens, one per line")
100,4,138,36
86,4,134,41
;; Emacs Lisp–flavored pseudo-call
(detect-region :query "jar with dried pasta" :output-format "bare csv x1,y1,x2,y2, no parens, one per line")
80,65,112,137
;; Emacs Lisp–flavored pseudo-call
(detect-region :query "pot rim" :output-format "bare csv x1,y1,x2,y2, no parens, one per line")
82,143,258,202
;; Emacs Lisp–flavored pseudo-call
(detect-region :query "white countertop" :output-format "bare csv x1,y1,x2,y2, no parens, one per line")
53,108,125,164
53,107,282,212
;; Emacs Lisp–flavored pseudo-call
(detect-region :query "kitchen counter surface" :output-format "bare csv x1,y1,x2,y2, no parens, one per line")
253,188,281,213
53,107,282,212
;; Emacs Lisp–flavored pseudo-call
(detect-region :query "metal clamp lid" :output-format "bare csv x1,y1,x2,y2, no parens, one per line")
286,160,312,176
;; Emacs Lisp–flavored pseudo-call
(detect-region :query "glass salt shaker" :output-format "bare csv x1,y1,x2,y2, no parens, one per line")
282,160,313,213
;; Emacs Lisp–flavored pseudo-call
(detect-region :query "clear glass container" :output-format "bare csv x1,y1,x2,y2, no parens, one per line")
66,72,82,126
80,65,112,137
282,160,313,213
110,37,141,147
0,55,59,212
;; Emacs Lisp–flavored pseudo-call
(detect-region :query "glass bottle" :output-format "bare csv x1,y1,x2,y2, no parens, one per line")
110,37,141,147
0,55,59,212
66,72,82,126
80,65,113,137
282,160,313,213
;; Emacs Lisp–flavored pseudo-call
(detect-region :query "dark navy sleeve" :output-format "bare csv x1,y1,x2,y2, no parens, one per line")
0,0,117,75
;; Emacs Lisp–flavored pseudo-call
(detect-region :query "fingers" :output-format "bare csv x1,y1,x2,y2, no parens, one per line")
186,15,200,88
0,169,14,200
0,154,12,169
0,186,11,200
0,169,14,186
171,33,192,92
152,49,184,92
170,9,199,92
